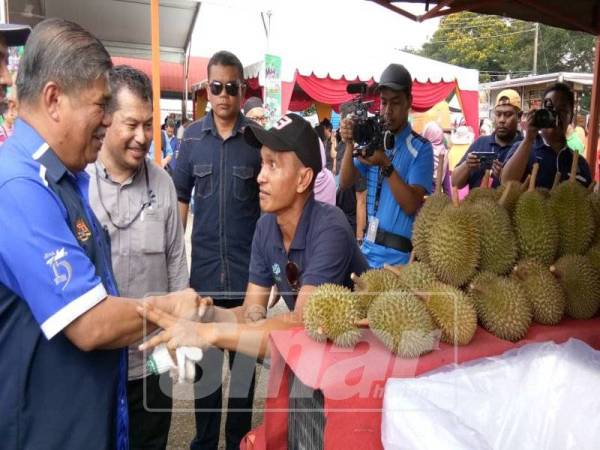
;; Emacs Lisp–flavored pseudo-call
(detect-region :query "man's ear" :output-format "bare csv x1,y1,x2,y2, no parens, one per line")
41,81,62,122
297,166,314,194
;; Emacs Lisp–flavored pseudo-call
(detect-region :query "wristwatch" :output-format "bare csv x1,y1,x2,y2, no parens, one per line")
381,164,394,178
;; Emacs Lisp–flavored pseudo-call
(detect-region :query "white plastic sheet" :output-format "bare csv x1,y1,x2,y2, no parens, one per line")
382,339,600,450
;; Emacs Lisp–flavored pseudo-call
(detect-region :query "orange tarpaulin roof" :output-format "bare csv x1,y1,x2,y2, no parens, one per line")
111,56,209,94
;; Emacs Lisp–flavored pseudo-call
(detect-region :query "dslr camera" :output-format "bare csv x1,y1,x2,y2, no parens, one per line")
346,82,394,158
532,98,557,129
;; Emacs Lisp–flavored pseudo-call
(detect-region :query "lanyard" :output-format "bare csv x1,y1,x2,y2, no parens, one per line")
372,147,398,216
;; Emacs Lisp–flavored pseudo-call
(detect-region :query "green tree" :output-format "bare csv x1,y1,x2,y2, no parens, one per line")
420,12,595,81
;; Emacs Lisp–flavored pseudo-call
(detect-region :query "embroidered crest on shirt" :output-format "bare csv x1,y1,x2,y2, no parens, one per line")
45,248,72,290
75,218,92,242
272,263,282,282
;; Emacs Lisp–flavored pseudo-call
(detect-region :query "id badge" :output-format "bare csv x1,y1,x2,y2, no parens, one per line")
366,216,379,243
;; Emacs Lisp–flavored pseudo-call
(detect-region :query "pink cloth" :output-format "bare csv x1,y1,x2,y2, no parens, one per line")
423,121,451,194
314,139,336,205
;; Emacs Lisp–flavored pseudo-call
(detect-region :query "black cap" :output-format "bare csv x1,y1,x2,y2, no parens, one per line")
0,24,31,47
377,63,412,93
244,113,322,175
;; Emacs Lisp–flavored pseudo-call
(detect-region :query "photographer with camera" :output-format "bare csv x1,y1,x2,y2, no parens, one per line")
452,89,523,190
339,64,433,268
502,82,592,189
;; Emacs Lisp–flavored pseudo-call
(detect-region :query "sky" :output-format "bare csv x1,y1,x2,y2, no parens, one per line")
189,0,440,66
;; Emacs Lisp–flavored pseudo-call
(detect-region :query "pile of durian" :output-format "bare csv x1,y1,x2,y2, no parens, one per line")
303,154,600,359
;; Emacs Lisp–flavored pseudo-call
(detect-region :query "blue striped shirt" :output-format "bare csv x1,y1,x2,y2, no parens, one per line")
355,123,433,267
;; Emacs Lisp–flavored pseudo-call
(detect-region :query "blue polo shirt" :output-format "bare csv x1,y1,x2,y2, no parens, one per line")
355,123,433,268
249,196,368,309
0,119,128,450
174,112,260,300
504,134,592,189
457,132,523,189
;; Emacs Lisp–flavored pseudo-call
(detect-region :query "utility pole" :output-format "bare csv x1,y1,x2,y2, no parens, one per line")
533,22,539,75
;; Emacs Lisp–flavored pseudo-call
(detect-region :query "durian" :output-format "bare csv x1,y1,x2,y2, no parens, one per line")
551,255,600,320
352,269,403,315
513,259,565,325
470,192,517,275
303,284,363,347
589,183,600,245
412,153,450,264
464,169,497,205
469,272,532,342
549,152,594,256
367,290,436,358
513,163,559,265
586,245,600,274
496,180,524,217
428,188,479,287
418,281,477,346
385,261,438,291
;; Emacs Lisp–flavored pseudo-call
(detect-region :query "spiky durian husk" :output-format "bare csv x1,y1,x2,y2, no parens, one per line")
303,284,363,347
470,199,518,275
393,261,438,291
428,203,480,287
549,182,594,256
354,269,403,315
552,255,600,320
513,259,565,325
470,272,532,342
367,290,435,358
496,181,522,216
412,193,450,264
589,191,600,245
420,281,477,346
514,190,559,265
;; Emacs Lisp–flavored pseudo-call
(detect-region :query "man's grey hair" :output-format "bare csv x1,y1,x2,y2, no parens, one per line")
107,65,153,113
16,18,112,104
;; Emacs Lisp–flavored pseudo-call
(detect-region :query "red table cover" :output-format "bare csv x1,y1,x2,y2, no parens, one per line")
242,318,600,450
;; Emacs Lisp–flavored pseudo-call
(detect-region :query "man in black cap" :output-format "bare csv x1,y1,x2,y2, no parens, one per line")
0,24,30,104
339,63,433,268
138,113,368,359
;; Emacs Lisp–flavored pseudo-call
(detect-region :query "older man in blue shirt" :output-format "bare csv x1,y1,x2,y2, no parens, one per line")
339,64,433,268
0,19,202,450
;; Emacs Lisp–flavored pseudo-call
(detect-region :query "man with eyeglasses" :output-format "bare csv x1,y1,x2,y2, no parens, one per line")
173,50,261,450
243,96,267,127
87,65,188,450
502,82,592,188
139,113,368,357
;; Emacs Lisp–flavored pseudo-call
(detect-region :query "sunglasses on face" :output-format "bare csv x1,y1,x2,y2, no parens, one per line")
286,261,300,293
209,80,241,96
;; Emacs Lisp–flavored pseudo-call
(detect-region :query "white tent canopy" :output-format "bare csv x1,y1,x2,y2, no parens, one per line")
244,46,478,91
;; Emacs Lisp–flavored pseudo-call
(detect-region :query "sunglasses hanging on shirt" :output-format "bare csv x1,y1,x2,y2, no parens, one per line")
209,80,241,97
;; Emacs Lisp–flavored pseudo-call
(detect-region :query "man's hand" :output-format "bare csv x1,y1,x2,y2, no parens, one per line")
147,288,213,322
465,153,482,173
492,159,504,180
523,108,541,137
340,116,354,143
137,303,215,351
358,149,391,167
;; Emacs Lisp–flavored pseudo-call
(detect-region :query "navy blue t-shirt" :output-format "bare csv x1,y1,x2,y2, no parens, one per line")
0,120,128,450
457,132,522,189
504,134,592,189
249,196,368,309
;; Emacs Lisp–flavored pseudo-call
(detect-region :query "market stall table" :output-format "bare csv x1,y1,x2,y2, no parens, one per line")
242,318,600,450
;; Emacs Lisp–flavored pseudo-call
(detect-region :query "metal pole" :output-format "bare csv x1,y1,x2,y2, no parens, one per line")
586,36,600,180
151,0,162,165
533,23,539,75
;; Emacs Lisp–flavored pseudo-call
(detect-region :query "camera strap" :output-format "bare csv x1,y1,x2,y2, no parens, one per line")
373,146,398,216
